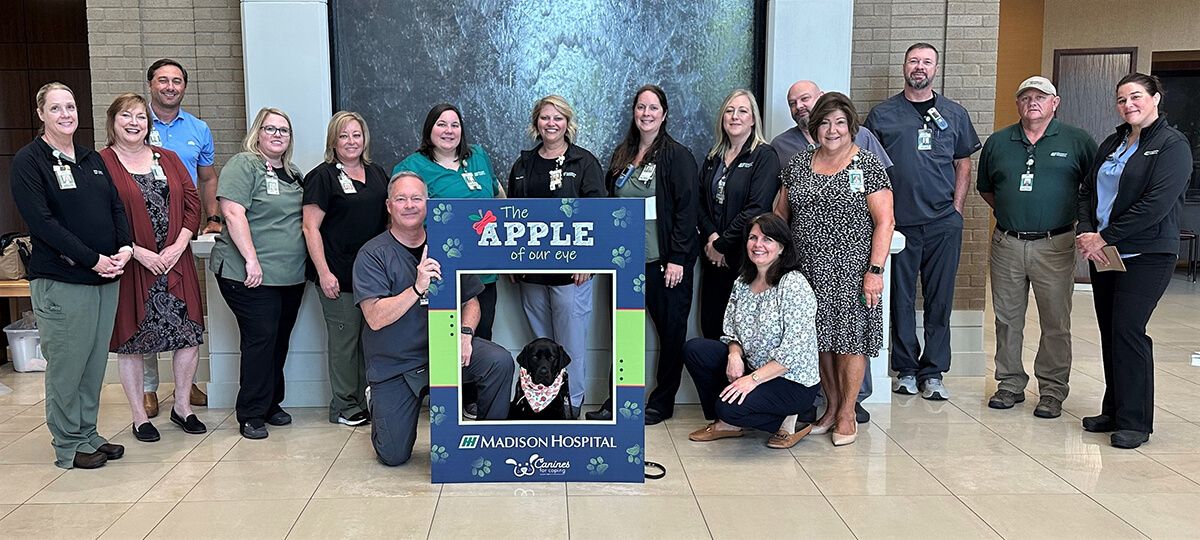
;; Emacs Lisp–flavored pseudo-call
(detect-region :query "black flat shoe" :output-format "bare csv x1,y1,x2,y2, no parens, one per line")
97,443,124,460
1111,430,1149,449
72,450,107,469
584,408,612,421
133,422,160,443
1082,414,1117,433
266,410,292,426
644,407,667,426
171,409,208,434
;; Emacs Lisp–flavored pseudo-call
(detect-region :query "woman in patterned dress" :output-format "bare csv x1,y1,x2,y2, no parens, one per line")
775,92,894,446
682,213,821,450
101,93,207,443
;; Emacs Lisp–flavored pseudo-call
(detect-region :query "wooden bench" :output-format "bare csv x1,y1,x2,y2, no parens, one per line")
1,280,32,363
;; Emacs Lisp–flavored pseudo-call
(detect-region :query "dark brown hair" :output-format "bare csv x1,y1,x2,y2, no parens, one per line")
417,103,473,162
1116,72,1164,97
146,58,188,84
806,92,861,143
739,213,800,287
608,84,671,177
905,42,939,61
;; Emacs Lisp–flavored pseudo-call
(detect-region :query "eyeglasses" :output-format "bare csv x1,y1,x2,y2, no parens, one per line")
261,125,291,137
390,196,426,204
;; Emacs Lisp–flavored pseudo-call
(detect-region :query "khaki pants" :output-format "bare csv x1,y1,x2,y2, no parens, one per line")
30,279,120,468
989,229,1075,400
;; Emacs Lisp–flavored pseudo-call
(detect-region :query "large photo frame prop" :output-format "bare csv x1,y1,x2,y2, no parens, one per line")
427,198,646,483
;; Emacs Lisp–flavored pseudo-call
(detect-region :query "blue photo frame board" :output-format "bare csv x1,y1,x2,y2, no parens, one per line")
426,197,647,483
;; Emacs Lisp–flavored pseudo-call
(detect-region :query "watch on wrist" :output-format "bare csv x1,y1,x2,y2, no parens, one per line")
461,326,474,336
867,264,885,275
750,371,760,382
207,215,224,224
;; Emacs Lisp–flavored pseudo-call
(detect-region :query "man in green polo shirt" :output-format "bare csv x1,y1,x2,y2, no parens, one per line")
978,76,1097,418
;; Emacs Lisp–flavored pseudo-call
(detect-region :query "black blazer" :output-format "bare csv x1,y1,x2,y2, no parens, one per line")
1077,116,1192,255
508,142,606,199
698,140,781,265
605,135,700,267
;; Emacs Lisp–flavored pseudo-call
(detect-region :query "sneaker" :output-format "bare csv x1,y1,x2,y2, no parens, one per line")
240,420,268,440
988,389,1025,409
266,410,292,426
1110,429,1149,449
892,375,918,395
338,411,370,427
1033,396,1062,419
462,402,479,420
920,379,949,400
584,407,612,421
1082,414,1116,433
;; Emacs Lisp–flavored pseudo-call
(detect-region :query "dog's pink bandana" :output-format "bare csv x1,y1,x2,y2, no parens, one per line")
518,367,566,413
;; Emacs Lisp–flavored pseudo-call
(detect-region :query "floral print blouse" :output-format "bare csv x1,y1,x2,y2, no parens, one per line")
721,271,820,386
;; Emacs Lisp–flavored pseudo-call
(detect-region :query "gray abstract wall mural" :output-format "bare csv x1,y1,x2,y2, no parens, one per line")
332,0,760,179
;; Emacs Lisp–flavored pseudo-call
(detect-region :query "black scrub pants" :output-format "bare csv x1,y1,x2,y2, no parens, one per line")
645,262,695,418
1090,253,1175,434
890,212,963,382
217,278,304,425
699,258,739,340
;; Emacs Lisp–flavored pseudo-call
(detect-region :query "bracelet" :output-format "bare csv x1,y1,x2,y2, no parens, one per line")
411,284,426,297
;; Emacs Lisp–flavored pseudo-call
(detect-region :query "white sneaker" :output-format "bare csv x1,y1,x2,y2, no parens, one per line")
892,375,918,395
921,378,949,400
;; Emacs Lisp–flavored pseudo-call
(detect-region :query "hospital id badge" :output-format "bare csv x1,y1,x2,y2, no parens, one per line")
917,128,933,151
338,172,357,194
149,129,162,146
848,169,866,193
54,165,76,190
462,171,482,191
151,164,167,180
549,169,563,191
265,175,280,195
1019,173,1034,192
638,163,656,185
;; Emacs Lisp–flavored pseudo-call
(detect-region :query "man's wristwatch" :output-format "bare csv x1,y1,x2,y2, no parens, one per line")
207,215,224,225
867,263,885,275
461,326,474,336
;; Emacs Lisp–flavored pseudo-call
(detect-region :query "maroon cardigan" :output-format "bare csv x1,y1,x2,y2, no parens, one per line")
101,146,204,351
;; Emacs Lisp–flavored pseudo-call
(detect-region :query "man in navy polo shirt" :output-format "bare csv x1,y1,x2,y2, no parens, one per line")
142,58,219,414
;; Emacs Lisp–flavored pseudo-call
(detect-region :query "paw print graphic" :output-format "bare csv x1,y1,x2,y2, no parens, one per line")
431,445,449,464
612,207,629,228
432,203,454,224
430,405,446,425
611,246,630,268
618,400,641,419
626,444,643,465
560,198,580,217
587,456,609,475
471,458,492,478
442,238,462,258
426,279,441,297
633,273,646,294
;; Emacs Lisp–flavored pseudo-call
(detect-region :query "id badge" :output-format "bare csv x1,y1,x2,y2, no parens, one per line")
54,165,77,190
151,164,167,180
639,163,656,185
462,171,482,191
549,169,563,191
848,169,866,193
339,172,357,194
917,128,933,151
265,175,280,195
1019,173,1034,192
149,129,163,146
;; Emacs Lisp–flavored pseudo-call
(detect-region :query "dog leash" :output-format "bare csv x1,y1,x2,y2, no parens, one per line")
644,461,666,480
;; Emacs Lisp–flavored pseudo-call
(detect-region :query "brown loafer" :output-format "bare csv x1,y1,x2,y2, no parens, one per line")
767,423,813,449
688,422,745,442
72,450,107,469
190,384,208,407
143,392,159,419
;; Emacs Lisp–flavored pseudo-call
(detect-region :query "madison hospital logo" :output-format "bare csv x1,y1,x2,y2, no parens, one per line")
459,435,480,449
504,453,571,478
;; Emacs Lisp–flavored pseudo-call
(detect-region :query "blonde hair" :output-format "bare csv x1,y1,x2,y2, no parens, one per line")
243,107,295,166
707,89,768,159
323,110,372,164
104,93,150,147
34,82,75,135
526,95,578,143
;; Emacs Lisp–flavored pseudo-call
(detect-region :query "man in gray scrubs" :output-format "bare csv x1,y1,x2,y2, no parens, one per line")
864,42,981,401
772,79,893,423
353,172,514,466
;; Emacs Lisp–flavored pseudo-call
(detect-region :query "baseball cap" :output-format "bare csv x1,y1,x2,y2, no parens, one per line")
1016,76,1057,97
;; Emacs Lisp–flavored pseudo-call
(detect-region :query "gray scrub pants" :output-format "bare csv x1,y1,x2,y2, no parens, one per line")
890,212,963,382
369,337,514,466
519,280,592,407
318,292,368,422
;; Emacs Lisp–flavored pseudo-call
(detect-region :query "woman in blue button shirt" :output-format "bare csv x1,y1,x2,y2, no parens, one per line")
1076,73,1192,449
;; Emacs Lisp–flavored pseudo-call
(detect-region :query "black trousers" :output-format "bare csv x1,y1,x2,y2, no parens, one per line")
683,338,819,433
462,282,499,406
645,261,695,417
699,259,739,340
1090,253,1175,434
891,212,963,382
217,278,304,425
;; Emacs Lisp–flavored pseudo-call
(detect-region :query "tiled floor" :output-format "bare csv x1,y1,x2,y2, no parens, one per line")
1,279,1199,539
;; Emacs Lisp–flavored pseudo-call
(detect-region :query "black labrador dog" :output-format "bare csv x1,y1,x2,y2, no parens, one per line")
508,337,573,420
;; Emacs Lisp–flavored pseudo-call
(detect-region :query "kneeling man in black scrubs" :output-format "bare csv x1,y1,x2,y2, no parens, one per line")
353,171,514,466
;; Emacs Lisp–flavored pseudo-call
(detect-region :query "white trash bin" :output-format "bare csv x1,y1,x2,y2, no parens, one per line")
3,323,46,373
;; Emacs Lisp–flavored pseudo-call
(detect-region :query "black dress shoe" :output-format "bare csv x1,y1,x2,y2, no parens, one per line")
855,402,871,424
240,420,269,440
97,443,124,460
133,422,161,443
584,408,612,421
1082,414,1117,433
266,410,292,426
644,407,667,426
171,409,208,434
1111,430,1150,449
72,450,108,469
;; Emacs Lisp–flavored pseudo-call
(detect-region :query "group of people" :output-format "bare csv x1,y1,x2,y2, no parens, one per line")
10,41,1191,469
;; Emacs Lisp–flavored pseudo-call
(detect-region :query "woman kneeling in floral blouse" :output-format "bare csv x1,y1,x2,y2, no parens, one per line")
682,212,820,449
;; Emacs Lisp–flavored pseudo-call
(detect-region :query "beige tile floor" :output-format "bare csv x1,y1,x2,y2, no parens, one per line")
1,280,1199,539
